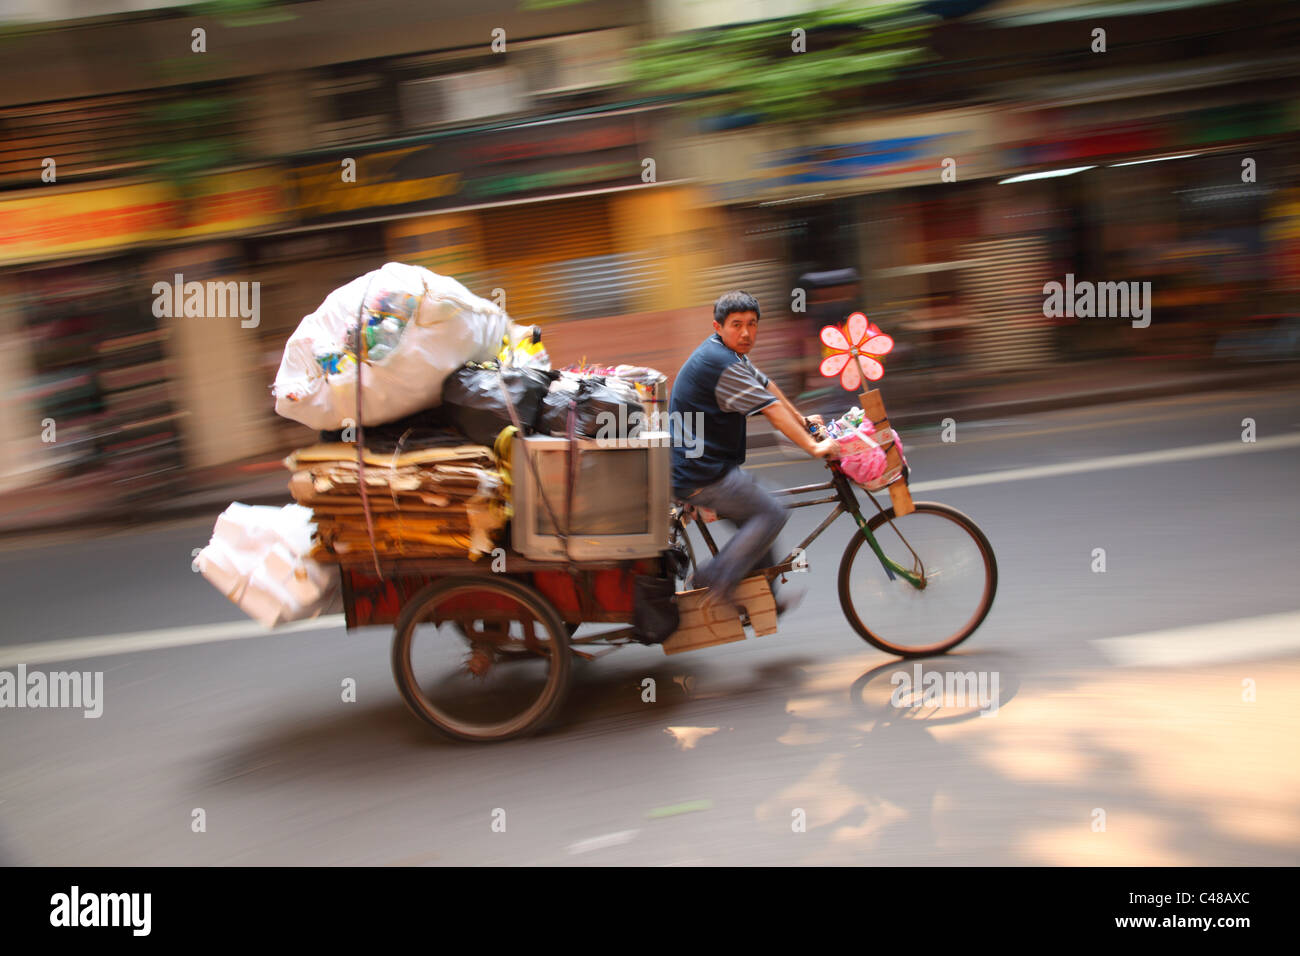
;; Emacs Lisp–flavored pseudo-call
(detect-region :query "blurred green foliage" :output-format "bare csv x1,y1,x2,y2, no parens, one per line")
135,96,244,190
632,2,936,124
186,0,297,22
129,0,281,188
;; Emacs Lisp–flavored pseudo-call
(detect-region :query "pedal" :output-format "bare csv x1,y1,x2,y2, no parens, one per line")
660,587,745,655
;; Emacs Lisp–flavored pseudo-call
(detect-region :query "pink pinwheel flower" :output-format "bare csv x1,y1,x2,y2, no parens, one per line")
819,312,894,392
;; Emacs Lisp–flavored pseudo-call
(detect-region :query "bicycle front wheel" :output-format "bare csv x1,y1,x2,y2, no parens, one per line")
838,501,997,658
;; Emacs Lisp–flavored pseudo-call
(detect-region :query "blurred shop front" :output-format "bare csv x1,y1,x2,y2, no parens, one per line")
0,168,289,495
998,96,1297,362
684,108,1017,386
258,106,720,401
688,92,1300,384
282,106,705,318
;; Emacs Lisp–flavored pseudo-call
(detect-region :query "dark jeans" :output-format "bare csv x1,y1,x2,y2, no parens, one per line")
675,466,788,602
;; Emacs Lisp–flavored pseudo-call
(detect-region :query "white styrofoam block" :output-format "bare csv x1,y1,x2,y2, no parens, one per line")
204,534,262,579
199,502,334,628
197,542,246,601
262,541,297,584
287,568,336,606
270,503,317,554
238,574,297,629
263,542,337,605
214,503,277,549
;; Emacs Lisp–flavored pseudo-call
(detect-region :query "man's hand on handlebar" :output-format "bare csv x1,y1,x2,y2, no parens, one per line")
811,437,840,459
802,416,839,459
804,416,832,444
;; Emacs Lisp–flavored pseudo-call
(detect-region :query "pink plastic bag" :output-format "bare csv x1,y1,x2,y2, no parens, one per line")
837,421,906,488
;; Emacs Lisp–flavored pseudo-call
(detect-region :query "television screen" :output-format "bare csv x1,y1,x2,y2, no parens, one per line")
532,447,650,535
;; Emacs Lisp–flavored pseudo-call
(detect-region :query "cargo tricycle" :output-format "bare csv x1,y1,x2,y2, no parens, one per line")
336,446,997,743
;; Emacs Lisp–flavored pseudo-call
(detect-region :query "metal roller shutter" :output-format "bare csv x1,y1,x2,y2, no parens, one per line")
959,236,1056,372
477,195,622,323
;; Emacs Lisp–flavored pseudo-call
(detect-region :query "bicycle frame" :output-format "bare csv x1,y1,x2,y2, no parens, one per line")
680,463,925,589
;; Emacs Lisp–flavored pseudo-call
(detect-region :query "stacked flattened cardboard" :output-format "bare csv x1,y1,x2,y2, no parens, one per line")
284,440,507,560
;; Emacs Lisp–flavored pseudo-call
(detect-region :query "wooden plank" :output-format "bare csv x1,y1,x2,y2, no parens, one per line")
733,575,778,637
661,587,746,655
858,388,915,517
887,478,915,518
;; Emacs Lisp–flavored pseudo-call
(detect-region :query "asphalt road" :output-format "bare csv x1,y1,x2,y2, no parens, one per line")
2,384,1298,866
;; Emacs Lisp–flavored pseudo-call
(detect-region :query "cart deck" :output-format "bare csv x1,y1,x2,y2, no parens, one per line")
335,550,660,631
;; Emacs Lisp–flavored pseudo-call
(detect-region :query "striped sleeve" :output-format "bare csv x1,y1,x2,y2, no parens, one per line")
716,362,777,416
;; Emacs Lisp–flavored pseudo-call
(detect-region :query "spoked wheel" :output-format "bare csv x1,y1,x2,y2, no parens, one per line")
392,575,572,742
452,618,579,653
838,501,997,658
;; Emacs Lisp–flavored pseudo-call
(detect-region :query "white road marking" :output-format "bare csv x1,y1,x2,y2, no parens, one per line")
1092,610,1300,667
0,614,347,668
908,433,1300,493
748,433,1300,488
567,829,640,855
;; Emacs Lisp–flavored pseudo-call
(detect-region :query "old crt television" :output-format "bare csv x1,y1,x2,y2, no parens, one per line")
511,433,671,561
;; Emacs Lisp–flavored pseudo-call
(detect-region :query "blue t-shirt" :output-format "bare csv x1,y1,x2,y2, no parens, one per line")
670,333,776,494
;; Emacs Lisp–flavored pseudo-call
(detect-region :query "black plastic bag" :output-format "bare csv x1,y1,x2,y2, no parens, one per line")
632,575,679,645
536,388,568,437
440,364,554,446
662,544,691,583
537,378,644,439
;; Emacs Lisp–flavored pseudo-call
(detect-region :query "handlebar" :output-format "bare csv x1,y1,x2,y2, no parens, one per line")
807,420,840,467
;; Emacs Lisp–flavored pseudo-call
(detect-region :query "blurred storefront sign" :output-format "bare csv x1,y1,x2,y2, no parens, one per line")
460,113,641,202
386,212,484,277
0,167,287,267
289,111,649,225
1267,189,1300,286
689,109,998,204
1001,99,1296,171
1006,120,1168,167
291,146,462,223
1177,101,1293,146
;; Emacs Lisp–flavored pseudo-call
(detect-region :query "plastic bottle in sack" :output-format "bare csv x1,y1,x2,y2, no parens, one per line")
833,406,865,434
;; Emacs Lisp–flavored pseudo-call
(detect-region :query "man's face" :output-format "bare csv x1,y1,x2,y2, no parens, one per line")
714,310,758,355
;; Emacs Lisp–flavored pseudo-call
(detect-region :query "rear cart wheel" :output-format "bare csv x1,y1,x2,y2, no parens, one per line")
392,575,572,742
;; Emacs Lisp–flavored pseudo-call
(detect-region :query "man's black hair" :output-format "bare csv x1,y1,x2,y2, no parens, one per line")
713,290,761,325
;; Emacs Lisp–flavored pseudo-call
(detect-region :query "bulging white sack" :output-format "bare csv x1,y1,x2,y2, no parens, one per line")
272,262,514,431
